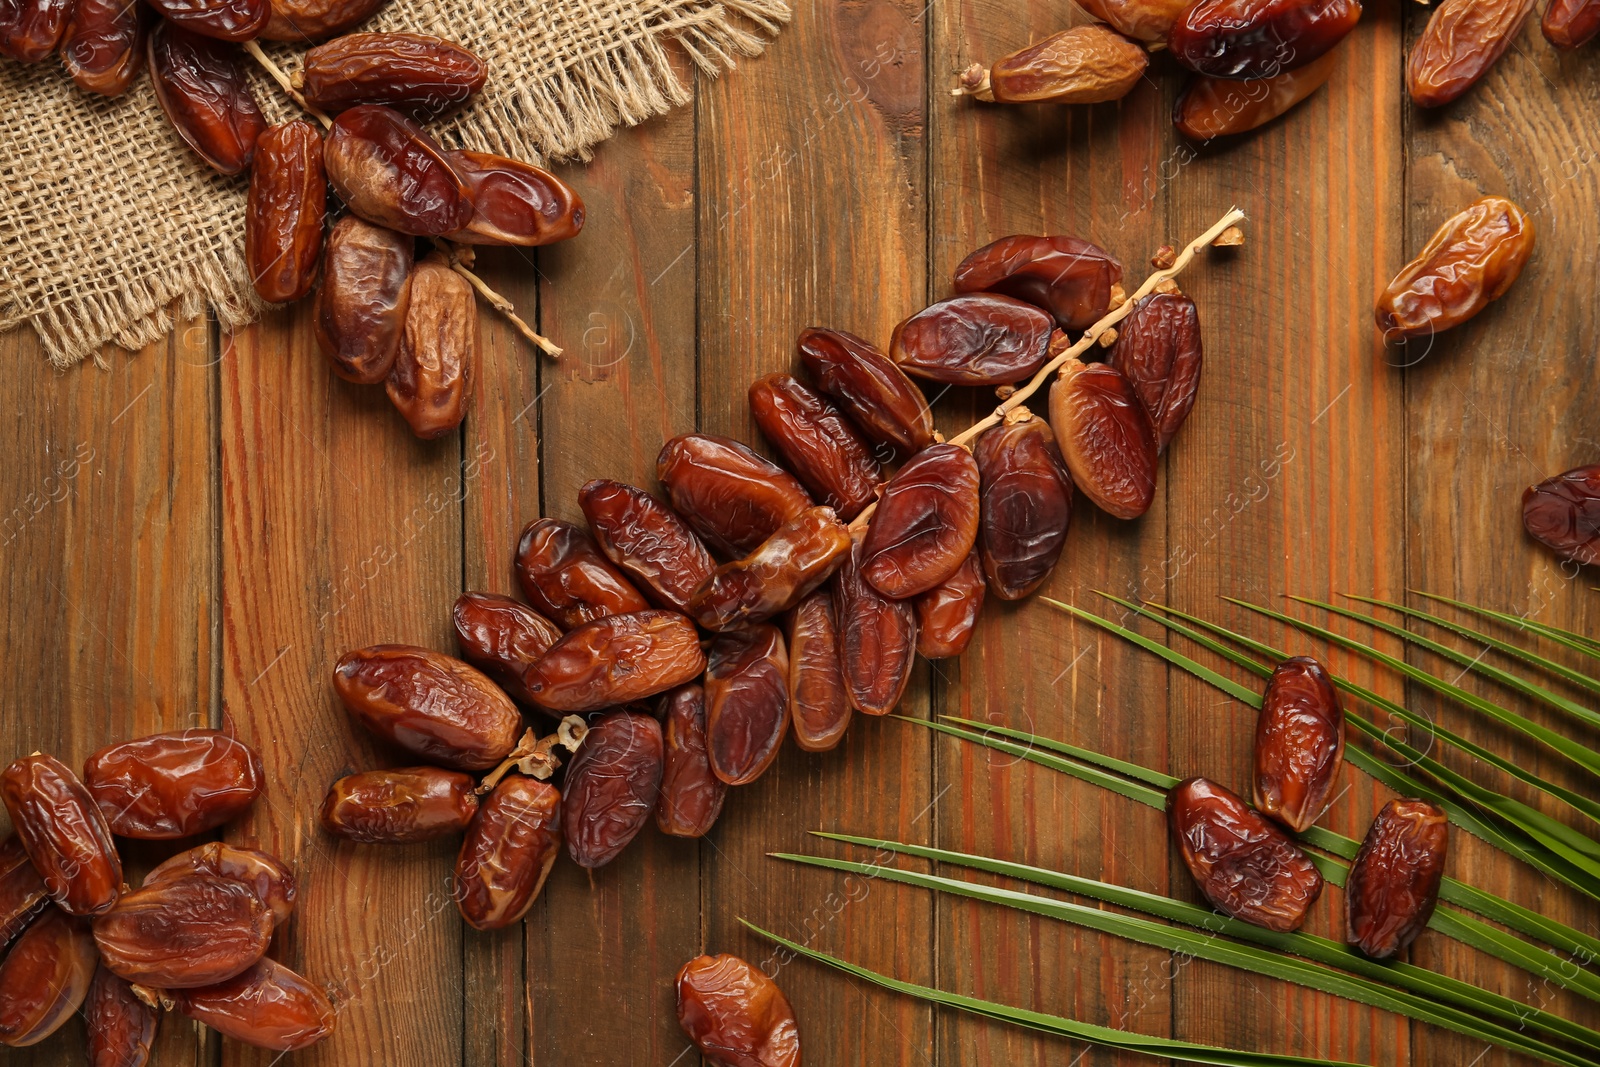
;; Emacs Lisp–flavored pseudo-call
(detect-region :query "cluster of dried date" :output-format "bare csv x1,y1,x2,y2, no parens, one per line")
0,731,335,1058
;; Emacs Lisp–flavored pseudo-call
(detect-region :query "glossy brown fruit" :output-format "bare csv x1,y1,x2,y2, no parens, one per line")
60,0,145,95
93,875,270,988
796,327,935,454
890,294,1055,387
835,538,916,715
676,954,801,1067
260,0,382,39
861,443,982,599
319,766,479,843
0,907,97,1047
1253,657,1344,832
324,104,474,236
656,685,728,837
446,151,586,247
0,836,46,950
579,479,716,614
332,644,523,771
173,957,336,1051
314,216,414,384
952,235,1123,332
86,964,158,1067
561,710,663,867
0,0,70,61
1169,777,1324,931
143,843,296,927
1407,0,1533,107
452,591,562,704
1374,196,1533,341
147,0,266,40
387,251,477,439
1174,50,1338,139
1544,0,1600,46
1523,464,1600,566
787,591,850,751
914,549,985,659
1049,360,1158,520
1346,799,1449,959
515,518,652,628
1076,0,1189,42
691,506,852,632
523,610,707,712
974,413,1074,600
1,754,121,917
748,374,881,520
1170,0,1361,79
986,24,1149,103
656,434,814,557
149,21,265,176
299,32,485,117
82,729,263,840
247,121,325,304
705,624,790,786
1107,291,1203,453
453,775,561,930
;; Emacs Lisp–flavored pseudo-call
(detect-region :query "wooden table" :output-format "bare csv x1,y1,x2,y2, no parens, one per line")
3,0,1597,1063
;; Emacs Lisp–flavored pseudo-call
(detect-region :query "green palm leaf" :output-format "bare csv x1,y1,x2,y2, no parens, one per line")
1410,590,1600,659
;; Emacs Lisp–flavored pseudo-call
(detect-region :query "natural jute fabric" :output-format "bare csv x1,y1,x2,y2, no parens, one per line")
0,0,788,366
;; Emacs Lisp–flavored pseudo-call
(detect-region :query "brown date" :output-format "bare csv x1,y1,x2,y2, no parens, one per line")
247,121,325,304
1374,196,1533,341
299,32,485,118
1346,799,1449,959
452,591,562,703
1407,0,1532,107
515,517,651,628
387,251,477,439
579,479,716,614
0,835,47,949
1169,0,1361,79
1076,0,1189,42
561,710,663,867
324,104,474,236
146,0,266,41
1174,51,1338,140
656,685,728,837
60,0,145,96
835,538,916,715
1,754,121,916
149,21,265,176
523,609,707,712
260,0,383,40
1169,777,1324,931
86,965,158,1067
890,294,1055,386
974,413,1073,600
144,843,295,927
1253,657,1344,833
915,549,985,659
1107,291,1203,453
861,443,982,599
748,373,881,520
83,729,263,840
0,907,97,1047
332,644,523,771
787,590,850,751
676,953,801,1067
453,774,561,929
984,25,1149,104
314,216,413,384
0,0,69,61
446,151,586,247
1523,464,1600,566
690,506,852,632
705,624,790,786
952,235,1123,332
656,434,814,557
93,875,270,988
1049,360,1157,520
173,957,336,1051
796,327,935,454
320,766,479,843
1544,0,1600,46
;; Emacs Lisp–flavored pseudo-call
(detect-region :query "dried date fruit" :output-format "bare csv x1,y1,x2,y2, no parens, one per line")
149,21,265,176
332,644,523,771
173,957,336,1050
93,874,271,988
1407,0,1533,107
676,953,801,1067
144,843,295,926
1169,0,1361,79
247,121,325,304
0,835,47,949
656,685,728,837
146,0,266,41
835,538,916,715
524,610,707,712
915,548,985,659
1049,360,1158,520
453,774,561,929
861,443,982,599
1,754,121,916
1174,50,1337,139
796,327,935,454
298,32,485,117
1077,0,1190,42
982,25,1149,104
324,104,474,236
320,766,479,844
974,412,1074,600
1544,0,1600,46
787,590,850,751
1253,657,1344,832
1346,799,1449,959
656,434,814,557
748,373,881,520
83,729,263,840
1523,464,1600,566
60,0,145,96
953,235,1123,332
446,151,586,247
387,251,477,439
561,710,663,867
260,0,382,40
0,907,97,1047
890,294,1055,386
1106,291,1203,452
0,0,70,61
452,591,562,703
1169,777,1324,931
579,479,716,614
1374,196,1533,340
86,965,158,1067
314,216,413,384
515,518,651,628
690,506,852,632
705,624,790,786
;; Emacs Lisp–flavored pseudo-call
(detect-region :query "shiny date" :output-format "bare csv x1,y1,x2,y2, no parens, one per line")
447,151,586,247
149,21,265,175
1345,798,1449,959
796,327,935,454
1253,657,1344,833
748,373,881,520
915,549,985,659
86,964,158,1067
387,251,477,439
0,0,71,62
975,412,1073,600
1169,0,1361,79
1544,0,1600,47
562,710,663,867
983,25,1149,104
453,591,562,704
1049,360,1158,520
144,843,296,927
676,954,802,1067
1522,464,1600,566
1076,0,1189,42
320,766,479,843
324,104,474,236
890,294,1055,386
454,774,561,930
705,624,790,786
656,434,814,558
92,875,270,988
861,443,982,599
1374,196,1533,341
523,609,707,712
579,479,716,614
835,538,916,715
690,506,852,632
0,907,98,1047
314,215,414,384
1407,0,1533,107
1,754,122,916
60,0,145,96
173,957,336,1051
260,0,383,40
247,121,326,304
83,729,264,840
1174,51,1338,140
656,685,729,837
787,590,850,751
1107,291,1203,453
298,31,486,117
515,517,651,628
146,0,267,42
953,235,1123,332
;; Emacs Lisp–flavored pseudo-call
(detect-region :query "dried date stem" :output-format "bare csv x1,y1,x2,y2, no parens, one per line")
477,716,590,791
243,41,332,127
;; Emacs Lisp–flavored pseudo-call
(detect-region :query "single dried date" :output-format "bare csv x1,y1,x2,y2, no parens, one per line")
1523,464,1600,566
1174,51,1338,140
835,538,916,715
454,775,561,929
149,21,265,176
561,710,663,867
796,327,935,454
690,506,852,632
952,235,1123,332
1253,657,1344,833
1407,0,1533,108
1049,360,1158,520
1,754,121,917
523,609,707,712
861,443,982,599
298,32,486,118
676,954,801,1067
86,964,158,1067
974,412,1074,600
1169,0,1361,79
656,434,814,557
83,729,263,840
1374,196,1533,341
915,549,985,659
705,624,790,786
983,25,1149,104
890,294,1055,386
1544,0,1600,46
446,151,586,247
320,766,479,843
60,0,145,96
173,957,336,1051
260,0,383,40
787,590,850,751
247,121,326,304
0,0,70,62
656,685,728,837
324,104,474,236
143,843,296,927
146,0,267,41
387,251,477,439
452,591,562,704
748,373,881,520
0,907,97,1047
515,517,651,628
315,215,413,384
1076,0,1190,42
579,479,716,614
92,874,270,988
1106,291,1203,453
1346,798,1449,959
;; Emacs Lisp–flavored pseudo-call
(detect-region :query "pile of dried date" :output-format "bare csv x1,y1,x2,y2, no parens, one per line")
0,730,334,1058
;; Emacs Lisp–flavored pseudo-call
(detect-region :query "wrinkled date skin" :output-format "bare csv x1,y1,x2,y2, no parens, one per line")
452,591,562,703
446,151,586,246
332,644,523,771
579,479,716,614
656,434,814,558
861,443,982,599
387,251,477,439
247,121,326,304
1169,777,1324,931
561,711,664,867
173,957,336,1051
1077,0,1190,42
953,235,1123,332
705,624,791,786
454,775,561,929
299,32,485,117
1253,657,1344,833
86,965,158,1067
1,755,121,917
796,327,935,454
320,766,479,844
0,0,70,62
515,517,651,628
1169,0,1361,79
1346,799,1449,959
149,21,265,175
523,610,707,712
0,835,48,948
656,685,728,837
835,539,916,715
60,0,145,96
748,374,881,520
676,954,802,1067
83,729,264,840
324,104,474,236
890,294,1055,386
92,875,270,988
1374,196,1533,341
144,843,296,927
1407,0,1533,107
975,413,1074,600
147,0,267,41
787,591,850,751
314,215,413,384
1544,0,1600,46
1107,291,1203,453
1049,360,1158,520
915,549,985,659
987,24,1149,104
690,506,852,632
1523,464,1600,566
1174,50,1337,139
261,0,383,40
0,907,98,1047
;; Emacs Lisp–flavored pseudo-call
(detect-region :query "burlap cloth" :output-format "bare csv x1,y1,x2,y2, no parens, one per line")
0,0,787,366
